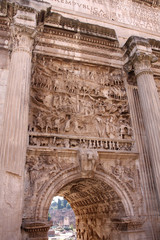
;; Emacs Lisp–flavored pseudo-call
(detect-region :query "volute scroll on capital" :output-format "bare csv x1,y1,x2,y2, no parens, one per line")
124,51,157,77
9,0,51,54
10,25,36,54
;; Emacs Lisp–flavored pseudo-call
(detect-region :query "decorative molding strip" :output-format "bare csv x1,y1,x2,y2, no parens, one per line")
44,12,118,41
28,132,136,152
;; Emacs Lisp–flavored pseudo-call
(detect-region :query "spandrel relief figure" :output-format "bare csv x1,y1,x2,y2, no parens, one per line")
26,156,39,185
26,155,60,194
111,160,136,191
111,159,123,177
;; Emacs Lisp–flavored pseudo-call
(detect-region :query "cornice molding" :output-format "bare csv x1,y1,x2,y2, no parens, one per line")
44,12,118,43
39,25,119,48
4,0,51,25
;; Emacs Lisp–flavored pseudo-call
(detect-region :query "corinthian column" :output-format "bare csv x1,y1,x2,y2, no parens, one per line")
0,11,36,175
126,37,160,208
0,10,36,240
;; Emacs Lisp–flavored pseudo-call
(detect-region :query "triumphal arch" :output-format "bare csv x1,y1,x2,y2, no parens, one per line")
0,0,160,239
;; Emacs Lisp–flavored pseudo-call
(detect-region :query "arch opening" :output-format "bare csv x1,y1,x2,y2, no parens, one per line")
47,178,126,240
48,196,76,239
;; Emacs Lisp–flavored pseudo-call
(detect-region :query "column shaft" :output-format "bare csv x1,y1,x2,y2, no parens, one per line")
0,32,33,175
136,71,160,203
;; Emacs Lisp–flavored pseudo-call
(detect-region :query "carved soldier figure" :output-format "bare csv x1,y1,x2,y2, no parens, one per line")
64,118,71,132
95,116,103,137
53,118,61,133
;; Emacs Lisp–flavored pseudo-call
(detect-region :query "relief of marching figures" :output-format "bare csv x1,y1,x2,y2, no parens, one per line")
31,56,125,93
29,56,133,140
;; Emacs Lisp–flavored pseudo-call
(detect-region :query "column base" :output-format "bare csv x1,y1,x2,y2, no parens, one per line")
22,221,52,240
111,217,146,240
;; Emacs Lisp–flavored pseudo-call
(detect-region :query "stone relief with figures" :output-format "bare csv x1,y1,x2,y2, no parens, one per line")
24,149,141,205
29,55,134,146
96,157,142,200
58,179,126,240
155,78,160,98
24,151,78,198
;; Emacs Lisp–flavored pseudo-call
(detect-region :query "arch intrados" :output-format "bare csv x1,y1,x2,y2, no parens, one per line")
35,169,134,220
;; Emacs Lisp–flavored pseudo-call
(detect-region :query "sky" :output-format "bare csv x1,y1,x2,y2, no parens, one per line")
52,196,64,202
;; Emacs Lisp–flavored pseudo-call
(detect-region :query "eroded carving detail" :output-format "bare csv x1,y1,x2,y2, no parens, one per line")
57,179,126,240
25,151,77,198
78,149,99,176
111,160,136,191
28,134,135,151
28,55,135,152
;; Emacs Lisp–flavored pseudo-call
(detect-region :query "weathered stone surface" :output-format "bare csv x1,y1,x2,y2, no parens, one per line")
0,1,160,240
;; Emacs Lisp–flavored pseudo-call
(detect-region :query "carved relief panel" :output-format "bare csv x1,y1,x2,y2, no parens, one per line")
155,77,160,98
96,155,143,216
28,54,134,151
25,150,78,196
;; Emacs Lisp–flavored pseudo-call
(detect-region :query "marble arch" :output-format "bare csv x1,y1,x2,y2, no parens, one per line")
1,0,160,240
23,164,142,240
35,170,135,220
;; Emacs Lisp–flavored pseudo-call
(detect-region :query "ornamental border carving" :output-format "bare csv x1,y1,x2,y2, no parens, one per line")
32,167,137,221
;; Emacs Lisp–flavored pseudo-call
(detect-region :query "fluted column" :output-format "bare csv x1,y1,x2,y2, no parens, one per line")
0,16,35,175
127,38,160,209
0,11,36,240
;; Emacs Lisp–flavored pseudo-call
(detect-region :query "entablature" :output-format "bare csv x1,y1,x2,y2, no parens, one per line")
34,13,123,67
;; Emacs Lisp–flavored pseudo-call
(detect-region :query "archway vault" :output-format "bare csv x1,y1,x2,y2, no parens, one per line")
37,170,134,221
22,148,145,240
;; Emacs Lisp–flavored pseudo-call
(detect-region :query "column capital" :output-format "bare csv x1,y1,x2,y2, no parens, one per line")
131,51,157,77
124,36,157,77
10,10,37,54
22,221,52,239
111,216,145,232
8,0,51,53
